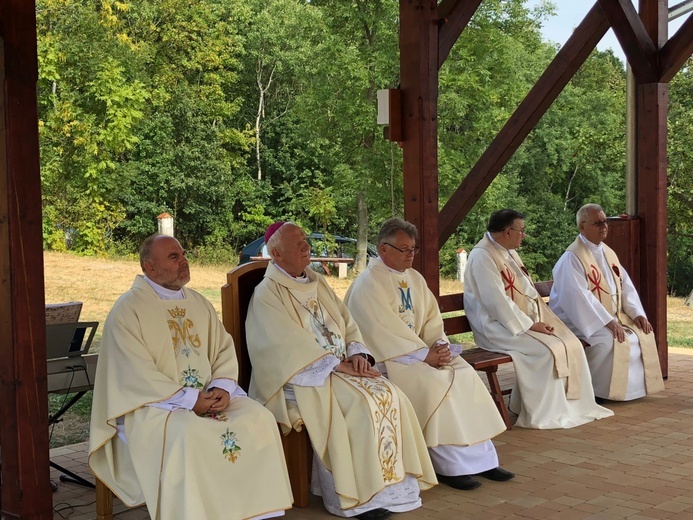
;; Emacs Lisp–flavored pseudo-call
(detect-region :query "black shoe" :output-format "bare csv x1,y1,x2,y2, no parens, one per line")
436,473,481,490
355,508,391,520
477,467,515,482
595,396,606,405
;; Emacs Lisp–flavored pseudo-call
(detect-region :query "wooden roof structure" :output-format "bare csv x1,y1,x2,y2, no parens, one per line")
1,0,692,516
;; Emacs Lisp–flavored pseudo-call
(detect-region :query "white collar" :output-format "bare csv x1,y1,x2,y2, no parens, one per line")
487,231,510,252
578,234,603,253
144,276,186,300
376,256,407,275
273,262,309,284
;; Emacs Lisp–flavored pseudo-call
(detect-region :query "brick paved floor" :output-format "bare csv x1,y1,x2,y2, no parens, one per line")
51,348,693,520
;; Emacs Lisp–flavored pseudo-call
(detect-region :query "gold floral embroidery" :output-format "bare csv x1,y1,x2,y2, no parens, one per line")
343,375,401,483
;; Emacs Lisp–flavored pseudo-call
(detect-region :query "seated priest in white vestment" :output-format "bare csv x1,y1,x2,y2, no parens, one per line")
246,222,437,520
464,209,613,429
89,235,293,520
549,203,664,402
344,218,513,491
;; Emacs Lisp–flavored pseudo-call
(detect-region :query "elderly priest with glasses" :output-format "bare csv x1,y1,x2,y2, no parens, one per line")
549,203,665,402
464,209,613,429
344,218,513,492
245,221,437,520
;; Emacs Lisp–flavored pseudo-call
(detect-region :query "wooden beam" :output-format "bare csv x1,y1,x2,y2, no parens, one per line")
400,0,440,295
658,13,693,82
439,2,610,243
437,0,483,69
0,0,54,517
597,0,659,82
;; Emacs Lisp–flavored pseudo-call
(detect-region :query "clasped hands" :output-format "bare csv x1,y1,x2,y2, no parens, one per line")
193,387,231,416
425,341,453,368
335,354,381,378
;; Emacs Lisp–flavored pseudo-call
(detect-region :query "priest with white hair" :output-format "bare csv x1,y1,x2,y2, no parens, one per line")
549,203,664,401
245,222,437,520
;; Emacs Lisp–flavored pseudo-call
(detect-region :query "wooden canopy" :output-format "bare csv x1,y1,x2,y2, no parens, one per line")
401,0,692,378
1,0,692,516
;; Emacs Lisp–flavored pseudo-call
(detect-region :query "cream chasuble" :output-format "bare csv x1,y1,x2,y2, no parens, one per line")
560,238,664,399
89,276,292,520
464,236,613,429
246,263,436,511
344,257,506,448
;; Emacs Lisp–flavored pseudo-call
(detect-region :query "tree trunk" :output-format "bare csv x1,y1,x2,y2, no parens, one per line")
685,288,693,307
353,191,368,273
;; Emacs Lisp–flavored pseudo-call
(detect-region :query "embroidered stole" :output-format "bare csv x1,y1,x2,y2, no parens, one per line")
567,238,664,399
476,235,583,399
287,284,406,486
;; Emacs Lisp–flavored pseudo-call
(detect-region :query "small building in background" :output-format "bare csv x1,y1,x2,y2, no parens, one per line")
456,248,467,283
157,212,174,237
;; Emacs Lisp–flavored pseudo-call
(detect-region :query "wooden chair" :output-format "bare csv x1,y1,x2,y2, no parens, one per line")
95,480,113,520
439,280,559,430
222,260,312,507
439,292,515,430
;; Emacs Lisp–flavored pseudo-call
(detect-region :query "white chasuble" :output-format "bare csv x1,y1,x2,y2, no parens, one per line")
344,258,506,450
550,237,664,400
475,235,585,399
246,262,436,512
464,236,613,429
89,276,292,520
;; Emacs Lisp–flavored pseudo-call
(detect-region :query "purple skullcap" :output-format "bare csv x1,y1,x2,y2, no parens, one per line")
264,221,286,244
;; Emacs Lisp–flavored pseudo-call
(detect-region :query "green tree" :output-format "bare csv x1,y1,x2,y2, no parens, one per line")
38,0,148,252
112,0,255,250
668,58,693,296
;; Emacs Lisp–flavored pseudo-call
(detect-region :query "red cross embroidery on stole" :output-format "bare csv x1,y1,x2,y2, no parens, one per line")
501,266,517,300
588,264,606,301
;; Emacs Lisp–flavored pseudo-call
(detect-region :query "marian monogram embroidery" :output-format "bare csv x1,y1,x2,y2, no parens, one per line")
168,306,201,357
397,281,413,313
221,429,241,463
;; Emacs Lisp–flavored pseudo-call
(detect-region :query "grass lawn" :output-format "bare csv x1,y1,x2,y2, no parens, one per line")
44,251,693,447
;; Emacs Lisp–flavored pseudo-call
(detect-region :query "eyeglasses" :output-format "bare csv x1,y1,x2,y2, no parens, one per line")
584,220,608,228
384,242,420,255
509,228,526,235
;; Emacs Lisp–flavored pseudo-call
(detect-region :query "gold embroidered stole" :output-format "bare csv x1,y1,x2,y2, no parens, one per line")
341,373,405,484
567,238,663,398
476,236,583,398
282,279,407,489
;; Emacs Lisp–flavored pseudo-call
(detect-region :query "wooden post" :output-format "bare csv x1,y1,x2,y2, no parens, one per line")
400,0,440,295
0,0,54,516
636,0,668,377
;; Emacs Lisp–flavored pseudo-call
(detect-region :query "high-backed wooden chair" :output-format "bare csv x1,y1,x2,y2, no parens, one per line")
221,260,312,507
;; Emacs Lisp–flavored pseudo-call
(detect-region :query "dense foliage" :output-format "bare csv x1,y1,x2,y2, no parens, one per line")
36,0,693,293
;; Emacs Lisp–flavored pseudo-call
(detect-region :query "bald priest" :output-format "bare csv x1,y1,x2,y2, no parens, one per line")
89,235,292,520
